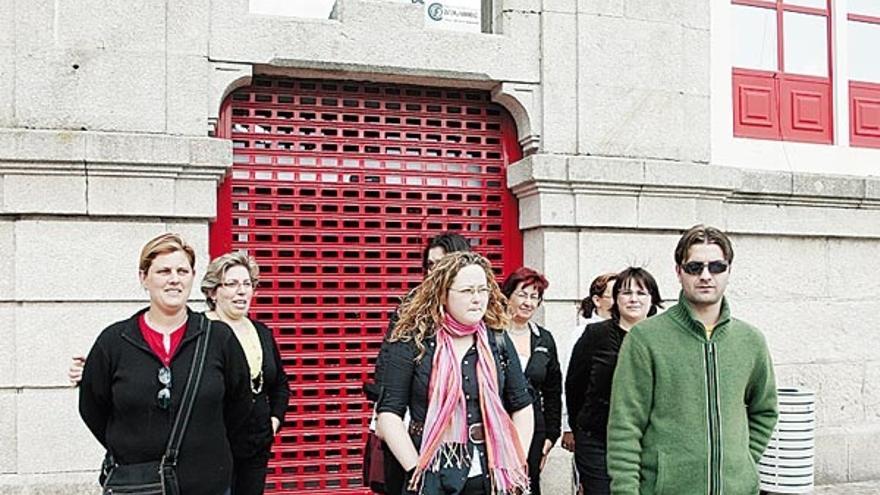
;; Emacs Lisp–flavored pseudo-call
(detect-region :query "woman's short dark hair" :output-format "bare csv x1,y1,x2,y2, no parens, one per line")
501,267,549,300
579,272,618,319
421,232,471,272
610,267,664,321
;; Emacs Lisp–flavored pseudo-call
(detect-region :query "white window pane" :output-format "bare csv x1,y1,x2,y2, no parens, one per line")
783,12,827,76
732,5,778,71
784,0,827,9
849,20,880,82
849,0,880,17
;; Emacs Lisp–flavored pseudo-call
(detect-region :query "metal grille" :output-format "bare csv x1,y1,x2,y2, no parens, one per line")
220,76,519,494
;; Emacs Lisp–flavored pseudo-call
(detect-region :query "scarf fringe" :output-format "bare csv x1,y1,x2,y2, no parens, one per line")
489,466,532,495
424,442,470,472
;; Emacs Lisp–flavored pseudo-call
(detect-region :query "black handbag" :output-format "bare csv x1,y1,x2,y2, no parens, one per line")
101,316,212,495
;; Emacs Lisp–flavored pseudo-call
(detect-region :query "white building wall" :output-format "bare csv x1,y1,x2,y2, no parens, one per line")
0,0,878,492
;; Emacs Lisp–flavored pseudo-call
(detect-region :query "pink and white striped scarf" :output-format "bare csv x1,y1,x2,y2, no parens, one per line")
415,314,530,494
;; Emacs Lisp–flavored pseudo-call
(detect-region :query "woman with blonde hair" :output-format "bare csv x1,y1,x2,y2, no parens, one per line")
201,251,290,495
377,251,534,495
78,233,253,495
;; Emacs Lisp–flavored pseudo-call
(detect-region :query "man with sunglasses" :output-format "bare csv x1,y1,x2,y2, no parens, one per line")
606,225,778,495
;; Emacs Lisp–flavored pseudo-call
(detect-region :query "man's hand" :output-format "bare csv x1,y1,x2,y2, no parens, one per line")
271,417,281,435
561,431,576,452
69,355,86,386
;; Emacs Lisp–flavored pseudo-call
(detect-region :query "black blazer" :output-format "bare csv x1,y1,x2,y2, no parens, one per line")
79,308,253,495
229,319,291,459
520,324,563,445
565,319,626,442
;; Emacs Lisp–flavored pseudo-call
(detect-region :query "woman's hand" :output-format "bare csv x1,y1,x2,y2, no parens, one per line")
539,439,554,471
561,431,575,452
69,355,86,386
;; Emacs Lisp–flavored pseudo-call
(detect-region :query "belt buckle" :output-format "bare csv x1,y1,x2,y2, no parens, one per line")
468,423,485,445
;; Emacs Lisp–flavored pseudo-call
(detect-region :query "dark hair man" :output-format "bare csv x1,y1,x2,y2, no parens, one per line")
607,225,778,495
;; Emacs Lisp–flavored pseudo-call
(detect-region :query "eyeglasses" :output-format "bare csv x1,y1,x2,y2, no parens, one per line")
221,280,254,290
157,366,172,410
681,260,729,276
513,291,541,302
449,286,491,297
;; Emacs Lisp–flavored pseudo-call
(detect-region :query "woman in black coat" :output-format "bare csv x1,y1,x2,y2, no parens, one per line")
565,267,663,495
79,233,254,495
501,267,563,495
201,251,291,495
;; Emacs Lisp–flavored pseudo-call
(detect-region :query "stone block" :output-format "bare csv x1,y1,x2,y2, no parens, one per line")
578,85,683,161
15,48,166,133
813,427,849,485
568,156,644,185
574,193,638,228
738,168,792,196
13,219,169,301
577,0,624,16
539,300,579,342
88,176,176,217
0,47,13,127
865,177,880,200
84,132,189,166
538,230,579,299
780,362,865,427
189,136,233,169
0,472,99,493
536,193,576,227
642,160,738,191
636,195,701,229
517,194,543,230
0,305,15,388
54,0,166,52
2,174,87,214
0,391,15,473
506,154,567,189
14,302,145,387
174,179,218,219
499,0,542,12
681,27,709,97
825,238,880,300
11,0,54,49
17,388,105,473
543,0,577,13
578,15,681,91
680,94,710,163
792,173,865,200
576,231,680,301
847,425,880,481
540,11,578,154
166,55,209,136
864,361,880,421
0,220,13,299
0,1,12,47
168,0,210,56
726,202,880,238
725,235,828,302
623,0,683,24
0,129,88,164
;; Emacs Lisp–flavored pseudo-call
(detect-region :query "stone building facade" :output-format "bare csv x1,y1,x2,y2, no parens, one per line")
1,0,878,493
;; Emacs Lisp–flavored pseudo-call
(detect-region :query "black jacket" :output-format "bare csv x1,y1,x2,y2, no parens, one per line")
565,319,626,442
521,324,563,445
79,308,253,495
229,319,290,459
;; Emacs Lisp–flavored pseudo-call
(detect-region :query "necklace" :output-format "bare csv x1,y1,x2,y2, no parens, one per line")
508,325,530,337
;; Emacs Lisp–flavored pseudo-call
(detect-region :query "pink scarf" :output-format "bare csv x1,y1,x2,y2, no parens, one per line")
415,314,530,494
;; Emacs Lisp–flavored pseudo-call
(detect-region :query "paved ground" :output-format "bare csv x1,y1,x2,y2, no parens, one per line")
811,481,880,494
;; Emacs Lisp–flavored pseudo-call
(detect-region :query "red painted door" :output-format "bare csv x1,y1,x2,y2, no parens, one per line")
212,77,523,494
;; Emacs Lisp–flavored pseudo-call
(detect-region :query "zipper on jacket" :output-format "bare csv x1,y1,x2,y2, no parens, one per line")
704,341,723,495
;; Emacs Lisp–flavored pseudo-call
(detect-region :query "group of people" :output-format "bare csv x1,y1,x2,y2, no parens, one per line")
369,225,778,495
72,224,779,495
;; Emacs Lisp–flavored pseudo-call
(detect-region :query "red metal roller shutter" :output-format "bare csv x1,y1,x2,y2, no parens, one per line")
211,77,523,494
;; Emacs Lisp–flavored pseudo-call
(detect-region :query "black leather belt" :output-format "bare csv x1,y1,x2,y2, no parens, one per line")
408,421,485,445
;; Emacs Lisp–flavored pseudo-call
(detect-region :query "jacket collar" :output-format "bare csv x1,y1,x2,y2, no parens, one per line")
120,307,206,355
669,291,731,341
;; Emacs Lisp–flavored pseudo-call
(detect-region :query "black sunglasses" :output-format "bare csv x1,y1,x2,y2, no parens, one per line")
681,260,729,276
157,366,172,410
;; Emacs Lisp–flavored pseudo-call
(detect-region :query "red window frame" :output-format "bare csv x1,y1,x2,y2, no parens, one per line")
731,0,834,144
848,11,880,148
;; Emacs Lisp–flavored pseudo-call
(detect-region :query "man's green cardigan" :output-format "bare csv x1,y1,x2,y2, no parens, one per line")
607,293,778,495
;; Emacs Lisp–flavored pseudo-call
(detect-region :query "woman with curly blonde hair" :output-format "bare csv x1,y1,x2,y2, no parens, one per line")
377,252,534,495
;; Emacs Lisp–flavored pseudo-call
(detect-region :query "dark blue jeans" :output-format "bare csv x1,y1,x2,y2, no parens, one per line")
574,430,611,495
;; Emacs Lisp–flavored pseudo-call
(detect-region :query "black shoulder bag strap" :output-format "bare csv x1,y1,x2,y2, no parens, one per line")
161,315,212,469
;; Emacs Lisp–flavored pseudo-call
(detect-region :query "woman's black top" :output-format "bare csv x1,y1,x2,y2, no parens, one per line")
521,324,563,445
565,319,627,443
377,329,533,493
228,319,291,460
79,308,253,495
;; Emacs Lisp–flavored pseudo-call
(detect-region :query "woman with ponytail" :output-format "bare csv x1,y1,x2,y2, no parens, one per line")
376,252,534,495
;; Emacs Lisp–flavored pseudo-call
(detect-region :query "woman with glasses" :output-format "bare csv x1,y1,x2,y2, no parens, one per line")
201,252,291,495
565,267,663,494
78,233,253,495
500,267,562,495
376,252,534,495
